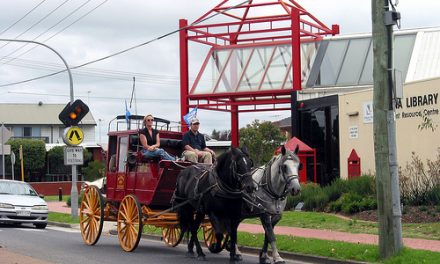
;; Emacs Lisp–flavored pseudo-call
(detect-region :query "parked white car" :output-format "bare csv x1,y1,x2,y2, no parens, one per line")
0,180,48,229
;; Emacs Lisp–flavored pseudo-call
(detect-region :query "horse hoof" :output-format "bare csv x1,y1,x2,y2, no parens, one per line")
208,244,222,254
185,252,195,258
233,254,242,261
274,261,285,264
196,255,207,261
259,257,271,264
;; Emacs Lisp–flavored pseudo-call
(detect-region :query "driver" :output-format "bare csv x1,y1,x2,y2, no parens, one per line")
182,118,215,164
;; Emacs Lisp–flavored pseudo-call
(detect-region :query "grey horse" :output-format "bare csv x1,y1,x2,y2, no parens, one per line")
239,145,302,264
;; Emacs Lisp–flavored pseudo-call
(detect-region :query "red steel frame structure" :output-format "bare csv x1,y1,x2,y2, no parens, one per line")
180,0,339,146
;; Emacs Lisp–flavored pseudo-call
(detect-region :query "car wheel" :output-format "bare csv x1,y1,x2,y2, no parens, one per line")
13,223,22,227
35,223,47,229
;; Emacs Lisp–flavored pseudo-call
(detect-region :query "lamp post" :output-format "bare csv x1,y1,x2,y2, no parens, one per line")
0,38,78,218
98,118,103,144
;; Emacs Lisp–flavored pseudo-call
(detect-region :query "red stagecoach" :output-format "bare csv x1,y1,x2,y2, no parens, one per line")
79,115,219,252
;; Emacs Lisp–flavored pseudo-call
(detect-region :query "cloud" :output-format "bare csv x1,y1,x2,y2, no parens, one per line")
1,0,440,142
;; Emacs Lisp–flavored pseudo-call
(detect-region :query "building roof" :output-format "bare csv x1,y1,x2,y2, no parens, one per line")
0,103,96,125
302,26,440,89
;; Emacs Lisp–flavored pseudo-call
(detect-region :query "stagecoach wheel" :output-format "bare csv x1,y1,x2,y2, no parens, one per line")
202,223,229,253
79,185,104,246
161,225,183,247
117,195,143,252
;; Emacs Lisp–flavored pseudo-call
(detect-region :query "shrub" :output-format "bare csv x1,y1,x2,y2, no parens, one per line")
322,178,348,202
342,201,361,214
344,176,376,196
328,192,377,214
66,192,83,207
303,188,329,211
400,151,440,205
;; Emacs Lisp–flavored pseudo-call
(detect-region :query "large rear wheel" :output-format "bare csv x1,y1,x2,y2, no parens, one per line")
162,225,182,247
202,222,229,253
79,186,104,245
117,195,143,252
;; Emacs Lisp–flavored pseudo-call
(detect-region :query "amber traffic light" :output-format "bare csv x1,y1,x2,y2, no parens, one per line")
59,99,89,126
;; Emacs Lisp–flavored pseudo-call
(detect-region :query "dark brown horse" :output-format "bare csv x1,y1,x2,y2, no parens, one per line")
173,147,255,262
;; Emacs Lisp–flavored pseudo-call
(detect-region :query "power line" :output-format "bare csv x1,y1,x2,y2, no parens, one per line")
1,56,198,83
0,0,71,51
7,91,179,102
0,0,109,67
0,0,93,66
0,0,47,36
0,0,251,88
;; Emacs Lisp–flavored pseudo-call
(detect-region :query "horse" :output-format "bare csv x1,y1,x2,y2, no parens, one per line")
173,147,255,262
239,145,302,264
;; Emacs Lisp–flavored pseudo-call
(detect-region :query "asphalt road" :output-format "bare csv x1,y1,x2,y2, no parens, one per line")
0,224,317,264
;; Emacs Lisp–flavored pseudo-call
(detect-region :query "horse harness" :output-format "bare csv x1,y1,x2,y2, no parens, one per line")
261,153,299,200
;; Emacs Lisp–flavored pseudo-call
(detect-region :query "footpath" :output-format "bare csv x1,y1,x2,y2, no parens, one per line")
47,201,440,252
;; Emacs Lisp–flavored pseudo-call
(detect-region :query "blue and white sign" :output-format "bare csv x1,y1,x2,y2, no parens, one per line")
363,101,373,123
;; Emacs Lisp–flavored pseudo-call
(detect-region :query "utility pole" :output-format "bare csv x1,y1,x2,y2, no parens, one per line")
371,0,402,258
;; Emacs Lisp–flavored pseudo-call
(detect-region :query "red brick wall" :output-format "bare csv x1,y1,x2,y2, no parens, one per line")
30,182,83,196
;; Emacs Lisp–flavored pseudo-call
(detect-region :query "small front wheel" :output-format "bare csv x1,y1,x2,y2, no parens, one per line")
202,222,228,253
162,225,182,247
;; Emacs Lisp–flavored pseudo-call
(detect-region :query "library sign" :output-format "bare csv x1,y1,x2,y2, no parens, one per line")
395,92,439,120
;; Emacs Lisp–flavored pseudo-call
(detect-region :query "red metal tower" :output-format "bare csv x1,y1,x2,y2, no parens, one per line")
180,0,339,146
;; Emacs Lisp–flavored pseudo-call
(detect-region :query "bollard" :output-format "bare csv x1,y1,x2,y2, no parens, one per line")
58,187,63,201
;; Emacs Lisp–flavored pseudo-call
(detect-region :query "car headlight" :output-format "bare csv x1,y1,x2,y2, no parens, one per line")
33,205,48,210
0,203,14,209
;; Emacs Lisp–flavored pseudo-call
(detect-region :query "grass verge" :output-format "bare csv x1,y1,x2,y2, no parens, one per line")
48,212,79,224
243,211,440,240
44,195,70,202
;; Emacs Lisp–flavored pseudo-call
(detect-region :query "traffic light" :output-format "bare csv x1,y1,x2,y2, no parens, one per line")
59,99,89,126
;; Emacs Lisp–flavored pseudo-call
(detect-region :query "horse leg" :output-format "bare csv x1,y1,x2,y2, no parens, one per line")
258,215,272,264
207,214,224,253
192,212,206,261
228,219,242,262
186,235,195,257
269,214,285,264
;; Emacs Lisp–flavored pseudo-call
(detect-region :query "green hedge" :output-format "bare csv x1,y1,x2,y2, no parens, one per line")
286,176,377,214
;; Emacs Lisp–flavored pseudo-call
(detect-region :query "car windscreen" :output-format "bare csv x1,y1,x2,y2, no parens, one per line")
0,182,38,196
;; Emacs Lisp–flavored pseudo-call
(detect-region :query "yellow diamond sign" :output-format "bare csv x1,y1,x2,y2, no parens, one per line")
63,126,84,146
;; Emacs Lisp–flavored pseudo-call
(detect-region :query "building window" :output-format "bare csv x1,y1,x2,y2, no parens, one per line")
23,127,32,137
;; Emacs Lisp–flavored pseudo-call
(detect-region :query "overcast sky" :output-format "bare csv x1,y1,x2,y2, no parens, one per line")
0,0,439,143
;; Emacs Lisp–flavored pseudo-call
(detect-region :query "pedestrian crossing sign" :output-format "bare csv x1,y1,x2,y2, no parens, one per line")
63,126,84,146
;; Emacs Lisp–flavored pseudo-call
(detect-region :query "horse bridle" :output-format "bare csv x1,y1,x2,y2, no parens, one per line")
264,153,300,200
214,154,254,198
278,154,300,184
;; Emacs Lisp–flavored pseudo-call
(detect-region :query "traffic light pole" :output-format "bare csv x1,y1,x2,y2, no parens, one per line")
0,38,78,218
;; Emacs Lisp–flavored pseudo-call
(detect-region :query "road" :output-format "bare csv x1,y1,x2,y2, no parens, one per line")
0,224,317,264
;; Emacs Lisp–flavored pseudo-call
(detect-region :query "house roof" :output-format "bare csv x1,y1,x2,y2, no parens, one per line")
0,103,96,125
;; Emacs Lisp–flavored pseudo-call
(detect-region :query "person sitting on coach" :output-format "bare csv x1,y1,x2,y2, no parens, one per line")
182,118,215,164
140,114,175,161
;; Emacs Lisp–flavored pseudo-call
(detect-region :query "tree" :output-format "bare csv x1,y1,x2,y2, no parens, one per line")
211,129,231,141
239,120,286,166
47,146,69,174
6,139,46,181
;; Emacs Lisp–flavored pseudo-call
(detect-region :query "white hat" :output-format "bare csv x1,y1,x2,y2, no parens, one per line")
191,118,200,124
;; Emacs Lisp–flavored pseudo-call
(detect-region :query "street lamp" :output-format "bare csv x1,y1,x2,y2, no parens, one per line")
0,38,78,218
98,118,103,144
